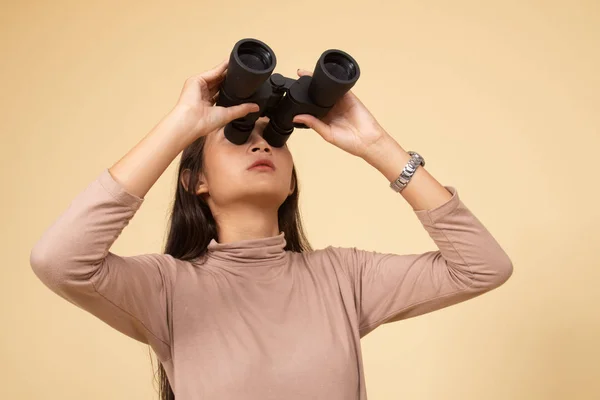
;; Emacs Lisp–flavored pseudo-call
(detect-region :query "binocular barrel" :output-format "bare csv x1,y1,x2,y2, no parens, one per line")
216,38,360,147
223,39,277,100
309,49,360,108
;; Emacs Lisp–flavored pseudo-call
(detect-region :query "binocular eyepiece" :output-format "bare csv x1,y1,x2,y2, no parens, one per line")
215,38,360,147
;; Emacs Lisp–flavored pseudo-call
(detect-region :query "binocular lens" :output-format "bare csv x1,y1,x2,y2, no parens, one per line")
224,39,277,100
237,42,274,71
308,49,360,108
323,52,359,82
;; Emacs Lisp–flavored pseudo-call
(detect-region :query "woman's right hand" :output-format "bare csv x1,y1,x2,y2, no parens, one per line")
172,59,259,143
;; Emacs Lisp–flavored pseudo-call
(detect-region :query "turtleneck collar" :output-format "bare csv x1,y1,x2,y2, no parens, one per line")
205,231,288,267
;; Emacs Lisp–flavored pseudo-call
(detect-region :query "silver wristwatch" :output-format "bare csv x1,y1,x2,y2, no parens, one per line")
389,151,425,193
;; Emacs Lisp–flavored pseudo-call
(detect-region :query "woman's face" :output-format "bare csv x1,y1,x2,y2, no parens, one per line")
198,116,295,208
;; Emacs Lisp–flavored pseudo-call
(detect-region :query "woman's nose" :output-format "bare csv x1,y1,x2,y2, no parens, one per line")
251,143,271,153
249,130,272,153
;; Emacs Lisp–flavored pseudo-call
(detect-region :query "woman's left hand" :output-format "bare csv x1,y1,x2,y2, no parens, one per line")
292,68,388,160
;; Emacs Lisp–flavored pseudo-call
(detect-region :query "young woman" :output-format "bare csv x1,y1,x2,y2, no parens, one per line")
30,58,513,400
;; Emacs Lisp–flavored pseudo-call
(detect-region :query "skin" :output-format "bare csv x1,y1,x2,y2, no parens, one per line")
187,117,296,243
109,58,452,244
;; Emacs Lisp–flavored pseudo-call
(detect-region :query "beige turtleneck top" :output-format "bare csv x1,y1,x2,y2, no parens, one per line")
30,168,513,399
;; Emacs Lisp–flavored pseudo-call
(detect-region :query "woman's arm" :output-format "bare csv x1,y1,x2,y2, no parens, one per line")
360,134,453,211
107,107,196,199
109,60,259,198
325,183,513,337
293,68,513,336
30,60,258,359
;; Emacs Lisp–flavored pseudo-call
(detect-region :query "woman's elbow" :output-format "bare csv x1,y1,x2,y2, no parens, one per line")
30,242,58,288
487,253,514,289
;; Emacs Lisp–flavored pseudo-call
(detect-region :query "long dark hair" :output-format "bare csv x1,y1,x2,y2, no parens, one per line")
151,134,312,399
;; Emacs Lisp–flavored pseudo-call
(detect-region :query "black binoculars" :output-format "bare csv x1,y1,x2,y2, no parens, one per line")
215,38,360,147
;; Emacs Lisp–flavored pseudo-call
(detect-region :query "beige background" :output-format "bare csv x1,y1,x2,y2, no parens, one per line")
2,0,599,399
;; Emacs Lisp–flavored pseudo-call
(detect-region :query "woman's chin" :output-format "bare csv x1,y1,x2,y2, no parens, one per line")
240,187,288,206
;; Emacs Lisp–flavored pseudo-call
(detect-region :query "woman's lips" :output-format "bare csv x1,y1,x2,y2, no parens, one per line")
248,159,276,171
248,164,275,171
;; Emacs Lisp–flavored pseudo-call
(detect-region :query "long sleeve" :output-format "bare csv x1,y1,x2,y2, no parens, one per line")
326,186,513,338
29,168,177,362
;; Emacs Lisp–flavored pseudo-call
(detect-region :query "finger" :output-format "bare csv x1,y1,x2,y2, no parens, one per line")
209,58,228,73
207,68,227,90
219,103,260,125
293,114,332,142
202,67,227,102
297,68,313,77
198,58,228,83
213,57,228,69
189,60,225,82
200,82,222,103
207,82,222,101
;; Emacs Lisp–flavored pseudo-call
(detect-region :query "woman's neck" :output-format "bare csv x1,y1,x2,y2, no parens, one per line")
212,204,280,244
